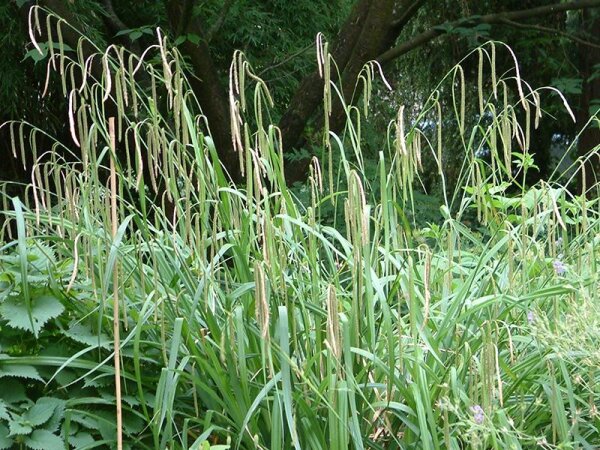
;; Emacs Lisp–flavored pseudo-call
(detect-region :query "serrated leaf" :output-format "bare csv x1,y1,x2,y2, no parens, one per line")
24,397,61,427
0,294,64,335
63,323,111,349
0,424,13,450
68,411,98,430
44,400,65,433
0,364,44,382
0,401,9,421
68,431,94,448
26,243,56,274
24,429,64,450
8,418,32,437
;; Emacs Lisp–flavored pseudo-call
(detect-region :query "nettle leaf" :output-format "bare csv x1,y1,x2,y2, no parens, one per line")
69,411,99,430
8,418,32,437
24,429,64,450
0,424,13,450
0,401,9,421
0,364,44,382
68,431,94,448
27,243,56,274
44,400,65,433
24,397,63,427
0,294,64,335
63,322,111,349
0,272,13,301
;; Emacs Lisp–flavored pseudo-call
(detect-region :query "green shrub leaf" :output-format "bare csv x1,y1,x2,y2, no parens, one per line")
63,322,111,349
23,397,62,427
68,432,95,448
0,294,64,335
0,425,13,450
8,419,32,437
0,401,9,421
24,429,64,450
0,364,43,382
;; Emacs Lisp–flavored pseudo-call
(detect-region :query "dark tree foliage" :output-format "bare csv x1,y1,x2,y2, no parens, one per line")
0,0,598,188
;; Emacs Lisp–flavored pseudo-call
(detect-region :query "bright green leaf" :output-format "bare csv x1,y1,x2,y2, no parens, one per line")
0,401,9,421
0,424,13,450
68,432,95,448
0,294,64,335
0,364,44,382
24,397,62,427
8,419,32,437
24,429,64,450
63,322,111,349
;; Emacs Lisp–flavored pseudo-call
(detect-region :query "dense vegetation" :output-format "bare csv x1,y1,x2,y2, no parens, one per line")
1,3,599,450
1,0,599,187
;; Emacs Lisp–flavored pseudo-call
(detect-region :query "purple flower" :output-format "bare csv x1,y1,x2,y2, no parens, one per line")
527,310,535,324
470,405,484,424
553,259,566,276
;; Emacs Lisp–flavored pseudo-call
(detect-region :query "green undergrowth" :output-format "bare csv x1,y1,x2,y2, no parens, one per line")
0,7,599,450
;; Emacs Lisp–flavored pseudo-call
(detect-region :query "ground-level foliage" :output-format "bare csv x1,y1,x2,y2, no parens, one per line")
0,11,599,450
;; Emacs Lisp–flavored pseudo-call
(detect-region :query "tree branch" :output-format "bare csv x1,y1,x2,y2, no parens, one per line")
391,0,427,32
164,0,238,179
258,43,313,77
377,0,600,63
499,18,600,49
206,0,236,43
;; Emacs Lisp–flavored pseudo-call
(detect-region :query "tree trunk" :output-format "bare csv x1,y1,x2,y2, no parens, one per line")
328,0,397,135
279,0,422,182
165,0,240,181
278,0,374,182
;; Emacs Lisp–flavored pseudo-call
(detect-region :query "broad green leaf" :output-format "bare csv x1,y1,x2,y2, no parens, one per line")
129,30,143,41
187,33,201,45
8,419,32,437
68,432,95,448
63,323,111,349
0,364,43,382
24,397,62,427
24,429,64,450
0,294,64,335
0,424,13,450
44,399,65,434
0,401,8,421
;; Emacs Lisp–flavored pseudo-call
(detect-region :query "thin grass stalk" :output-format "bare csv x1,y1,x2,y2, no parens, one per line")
109,117,123,450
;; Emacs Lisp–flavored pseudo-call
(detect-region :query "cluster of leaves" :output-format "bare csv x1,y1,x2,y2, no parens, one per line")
0,240,153,449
